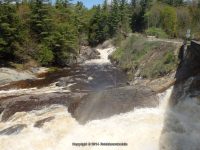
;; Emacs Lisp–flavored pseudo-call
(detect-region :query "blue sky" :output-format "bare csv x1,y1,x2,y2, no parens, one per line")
72,0,104,8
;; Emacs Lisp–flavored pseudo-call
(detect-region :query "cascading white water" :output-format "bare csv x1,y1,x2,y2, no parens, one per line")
1,46,200,150
0,87,172,150
84,47,116,65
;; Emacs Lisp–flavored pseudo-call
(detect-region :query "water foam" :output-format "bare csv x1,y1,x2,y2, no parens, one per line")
84,47,116,65
0,88,173,150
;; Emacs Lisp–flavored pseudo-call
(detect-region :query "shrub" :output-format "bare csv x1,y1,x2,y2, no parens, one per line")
141,50,178,78
145,27,168,38
36,44,54,65
111,34,178,79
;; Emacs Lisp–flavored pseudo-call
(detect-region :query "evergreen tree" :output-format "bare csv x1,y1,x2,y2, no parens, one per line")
158,0,183,6
119,0,130,36
109,0,120,36
74,1,87,53
130,0,153,32
30,0,54,42
52,0,78,65
131,0,137,8
88,5,109,46
0,4,24,60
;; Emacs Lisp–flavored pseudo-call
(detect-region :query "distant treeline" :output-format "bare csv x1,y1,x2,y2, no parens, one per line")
0,0,200,66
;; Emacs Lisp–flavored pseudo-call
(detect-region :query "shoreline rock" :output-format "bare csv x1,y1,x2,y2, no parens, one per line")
0,68,36,86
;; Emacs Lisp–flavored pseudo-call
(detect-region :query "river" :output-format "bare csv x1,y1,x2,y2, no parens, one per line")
0,46,199,150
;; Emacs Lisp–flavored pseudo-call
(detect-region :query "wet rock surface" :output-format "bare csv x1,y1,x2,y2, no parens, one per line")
0,46,160,124
170,41,200,105
70,86,158,124
0,92,86,121
77,46,100,63
34,116,55,128
0,124,27,135
56,65,128,91
0,68,36,86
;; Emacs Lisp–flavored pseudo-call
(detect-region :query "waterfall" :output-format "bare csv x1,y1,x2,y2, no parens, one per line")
0,88,173,150
1,45,199,150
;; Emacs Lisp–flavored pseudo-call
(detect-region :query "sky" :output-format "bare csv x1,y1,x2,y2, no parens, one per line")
72,0,104,8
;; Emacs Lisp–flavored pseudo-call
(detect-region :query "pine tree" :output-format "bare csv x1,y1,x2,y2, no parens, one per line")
74,1,87,53
130,0,148,32
52,0,78,65
29,0,55,65
0,3,24,60
119,0,130,36
30,0,54,42
131,0,137,8
158,0,183,6
88,4,110,46
109,0,120,36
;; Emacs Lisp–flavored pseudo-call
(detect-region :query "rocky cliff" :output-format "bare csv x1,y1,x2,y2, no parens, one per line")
169,40,200,105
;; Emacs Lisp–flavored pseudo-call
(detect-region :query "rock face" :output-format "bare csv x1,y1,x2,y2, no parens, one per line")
70,86,159,124
0,68,36,86
0,124,27,135
0,92,86,121
0,85,158,124
77,46,100,63
169,40,200,105
160,41,200,150
34,116,55,128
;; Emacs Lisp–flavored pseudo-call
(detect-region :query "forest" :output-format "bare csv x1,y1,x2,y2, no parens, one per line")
0,0,200,66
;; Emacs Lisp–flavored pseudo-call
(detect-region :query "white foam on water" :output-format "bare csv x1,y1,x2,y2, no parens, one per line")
1,45,200,150
0,83,70,99
0,88,173,150
84,47,116,65
1,85,200,150
160,96,200,150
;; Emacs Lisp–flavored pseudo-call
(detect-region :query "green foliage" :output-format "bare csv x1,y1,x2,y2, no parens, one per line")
0,0,200,67
158,0,183,6
88,5,109,46
0,4,24,60
147,4,177,38
109,0,121,36
176,7,191,38
111,34,178,79
130,5,146,32
88,0,130,46
161,5,177,37
30,0,54,42
189,4,200,40
74,1,88,52
145,27,168,38
141,50,177,78
51,23,78,65
37,44,54,65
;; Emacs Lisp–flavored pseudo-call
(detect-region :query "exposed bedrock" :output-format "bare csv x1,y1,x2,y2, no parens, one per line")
169,41,200,105
0,85,158,124
69,86,159,124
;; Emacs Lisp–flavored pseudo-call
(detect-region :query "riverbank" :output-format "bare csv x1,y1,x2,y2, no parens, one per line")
1,36,200,150
110,34,182,92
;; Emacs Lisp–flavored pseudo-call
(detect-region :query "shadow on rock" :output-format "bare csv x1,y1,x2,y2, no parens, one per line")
0,124,27,135
69,86,159,124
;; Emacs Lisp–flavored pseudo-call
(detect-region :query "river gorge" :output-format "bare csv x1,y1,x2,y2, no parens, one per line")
0,41,200,150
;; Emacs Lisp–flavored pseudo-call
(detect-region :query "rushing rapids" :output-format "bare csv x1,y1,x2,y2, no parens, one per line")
0,88,171,150
0,45,200,150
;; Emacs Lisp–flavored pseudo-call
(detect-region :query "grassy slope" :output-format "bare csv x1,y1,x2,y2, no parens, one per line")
111,34,179,80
